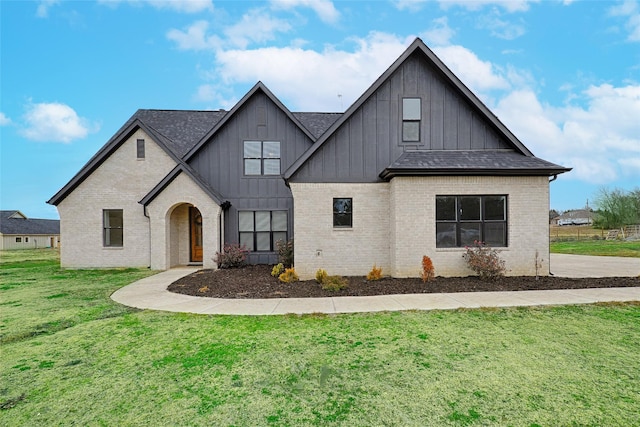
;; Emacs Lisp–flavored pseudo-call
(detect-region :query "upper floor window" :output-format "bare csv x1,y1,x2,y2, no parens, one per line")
103,209,123,247
436,195,507,248
333,198,353,228
137,139,145,159
243,141,280,175
402,98,421,142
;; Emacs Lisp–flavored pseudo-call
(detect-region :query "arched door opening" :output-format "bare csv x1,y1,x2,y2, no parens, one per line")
189,206,203,263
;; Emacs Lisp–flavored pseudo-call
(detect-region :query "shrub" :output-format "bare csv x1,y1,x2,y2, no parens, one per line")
214,243,249,268
462,241,506,280
366,264,383,281
315,268,328,284
271,263,284,278
322,275,348,291
276,239,294,267
278,267,299,283
421,256,435,283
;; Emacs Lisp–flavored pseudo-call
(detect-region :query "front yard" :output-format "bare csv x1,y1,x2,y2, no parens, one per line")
1,250,639,425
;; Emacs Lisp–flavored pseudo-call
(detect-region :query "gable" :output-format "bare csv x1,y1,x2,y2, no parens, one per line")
187,88,316,198
286,38,569,183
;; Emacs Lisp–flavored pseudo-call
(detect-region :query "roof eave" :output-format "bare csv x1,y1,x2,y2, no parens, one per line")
379,167,572,181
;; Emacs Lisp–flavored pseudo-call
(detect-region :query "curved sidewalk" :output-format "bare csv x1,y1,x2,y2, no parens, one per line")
111,254,640,316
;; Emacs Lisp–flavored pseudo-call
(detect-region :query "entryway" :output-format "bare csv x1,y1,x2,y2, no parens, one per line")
189,206,203,263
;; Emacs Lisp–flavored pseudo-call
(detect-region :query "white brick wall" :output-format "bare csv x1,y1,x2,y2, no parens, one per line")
291,183,390,280
146,172,221,270
57,130,177,268
292,176,550,279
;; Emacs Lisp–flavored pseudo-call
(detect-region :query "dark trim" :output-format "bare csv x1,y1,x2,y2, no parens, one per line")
379,167,572,180
139,164,224,207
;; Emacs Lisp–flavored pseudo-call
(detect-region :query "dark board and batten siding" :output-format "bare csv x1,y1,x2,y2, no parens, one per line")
188,91,314,263
292,53,511,183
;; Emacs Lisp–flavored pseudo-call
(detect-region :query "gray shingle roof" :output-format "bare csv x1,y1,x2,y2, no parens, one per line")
380,150,571,180
293,113,342,139
0,211,60,235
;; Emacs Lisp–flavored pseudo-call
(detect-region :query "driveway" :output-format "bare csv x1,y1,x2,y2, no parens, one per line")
550,253,639,278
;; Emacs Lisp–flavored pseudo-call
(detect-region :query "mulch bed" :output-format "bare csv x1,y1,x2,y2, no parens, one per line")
168,265,639,299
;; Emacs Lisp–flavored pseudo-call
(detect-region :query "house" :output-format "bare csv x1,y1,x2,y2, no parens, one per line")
555,209,594,226
0,210,60,250
48,38,570,277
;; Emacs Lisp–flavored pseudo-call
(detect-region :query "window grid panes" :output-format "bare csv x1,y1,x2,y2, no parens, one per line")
103,209,123,247
402,98,421,142
136,139,145,159
435,196,507,248
243,141,281,175
238,211,287,252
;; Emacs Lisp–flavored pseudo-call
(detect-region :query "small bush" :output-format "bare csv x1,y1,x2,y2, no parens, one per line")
462,241,506,280
271,263,284,278
366,264,383,281
278,267,299,283
214,244,249,268
421,256,435,283
315,268,328,284
276,239,294,267
322,275,348,291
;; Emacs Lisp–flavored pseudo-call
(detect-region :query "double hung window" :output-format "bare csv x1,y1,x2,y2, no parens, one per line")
402,98,421,142
243,141,281,175
436,196,507,248
238,211,287,251
103,209,123,247
333,198,352,228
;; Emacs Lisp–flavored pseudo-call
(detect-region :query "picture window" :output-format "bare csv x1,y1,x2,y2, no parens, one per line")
436,195,507,248
238,210,287,251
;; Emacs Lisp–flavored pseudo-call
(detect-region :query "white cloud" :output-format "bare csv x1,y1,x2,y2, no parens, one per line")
477,13,526,39
20,102,96,143
167,20,221,51
494,84,640,184
0,112,12,126
395,0,537,13
98,0,213,13
420,16,455,46
212,32,412,111
610,0,640,42
36,0,60,18
270,0,340,24
224,9,293,48
433,45,510,93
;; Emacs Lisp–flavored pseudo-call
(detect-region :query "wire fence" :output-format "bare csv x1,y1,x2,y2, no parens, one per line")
549,224,640,242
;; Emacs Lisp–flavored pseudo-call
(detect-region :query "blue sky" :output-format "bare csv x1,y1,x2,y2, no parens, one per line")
1,0,639,219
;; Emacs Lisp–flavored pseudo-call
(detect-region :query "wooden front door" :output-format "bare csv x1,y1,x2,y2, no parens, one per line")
189,207,203,263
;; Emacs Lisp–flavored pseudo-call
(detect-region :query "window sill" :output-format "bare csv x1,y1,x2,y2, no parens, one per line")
333,227,353,231
436,247,509,252
103,246,124,250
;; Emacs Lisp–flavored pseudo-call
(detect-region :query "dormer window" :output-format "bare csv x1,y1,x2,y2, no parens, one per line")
402,98,421,142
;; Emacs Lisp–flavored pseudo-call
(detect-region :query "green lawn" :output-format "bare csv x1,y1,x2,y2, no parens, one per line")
2,250,639,426
550,240,640,257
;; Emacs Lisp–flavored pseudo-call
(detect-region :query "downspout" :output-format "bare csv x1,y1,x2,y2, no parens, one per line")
144,205,151,269
547,174,558,275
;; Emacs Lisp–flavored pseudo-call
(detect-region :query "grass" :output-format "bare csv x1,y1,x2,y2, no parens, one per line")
2,250,640,425
550,240,640,258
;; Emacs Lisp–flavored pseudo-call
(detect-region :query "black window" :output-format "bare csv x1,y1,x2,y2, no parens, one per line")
436,196,507,248
137,139,145,159
333,198,352,228
402,98,421,142
15,237,22,243
243,141,280,175
238,211,287,251
103,209,123,247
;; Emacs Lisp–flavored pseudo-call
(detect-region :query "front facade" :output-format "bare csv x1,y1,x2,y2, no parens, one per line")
0,210,60,250
48,38,569,277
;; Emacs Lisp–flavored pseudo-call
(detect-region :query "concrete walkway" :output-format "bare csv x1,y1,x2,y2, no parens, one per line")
111,254,640,316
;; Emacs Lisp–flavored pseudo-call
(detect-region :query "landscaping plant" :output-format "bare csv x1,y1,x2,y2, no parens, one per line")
276,238,294,267
271,263,284,278
214,243,249,268
462,241,506,280
315,268,328,284
366,264,383,281
421,255,435,283
278,267,299,283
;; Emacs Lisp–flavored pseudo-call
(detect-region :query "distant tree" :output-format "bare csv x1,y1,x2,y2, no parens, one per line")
549,209,560,220
593,187,640,229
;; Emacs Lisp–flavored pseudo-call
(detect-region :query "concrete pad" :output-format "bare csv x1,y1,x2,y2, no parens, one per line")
331,295,406,313
271,297,335,315
550,254,640,278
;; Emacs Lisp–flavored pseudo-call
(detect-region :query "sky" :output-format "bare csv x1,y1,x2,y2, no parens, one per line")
1,0,639,220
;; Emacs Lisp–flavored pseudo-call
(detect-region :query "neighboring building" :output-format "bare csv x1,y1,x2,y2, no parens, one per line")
0,210,60,250
48,38,570,277
555,209,594,226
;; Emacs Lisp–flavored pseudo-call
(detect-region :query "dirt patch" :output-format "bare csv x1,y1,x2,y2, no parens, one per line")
168,265,639,299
